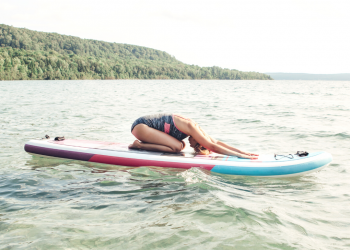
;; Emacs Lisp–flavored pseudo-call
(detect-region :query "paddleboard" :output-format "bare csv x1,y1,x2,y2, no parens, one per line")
24,139,332,177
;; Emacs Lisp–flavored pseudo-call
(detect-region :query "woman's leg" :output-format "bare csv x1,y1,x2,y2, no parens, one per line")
129,124,184,153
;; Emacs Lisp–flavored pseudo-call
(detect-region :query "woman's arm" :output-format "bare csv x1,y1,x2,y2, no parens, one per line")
216,141,258,156
198,126,217,143
217,141,245,154
189,124,257,159
195,125,258,156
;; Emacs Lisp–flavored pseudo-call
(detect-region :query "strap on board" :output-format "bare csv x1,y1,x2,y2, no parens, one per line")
54,136,65,141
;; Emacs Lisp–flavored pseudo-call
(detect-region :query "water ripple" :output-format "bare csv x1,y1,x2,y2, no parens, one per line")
0,80,349,249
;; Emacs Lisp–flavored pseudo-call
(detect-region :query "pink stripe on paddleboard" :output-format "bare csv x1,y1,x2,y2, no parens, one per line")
89,154,215,171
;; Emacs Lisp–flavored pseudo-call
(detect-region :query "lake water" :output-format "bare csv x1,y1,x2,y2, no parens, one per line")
0,80,349,249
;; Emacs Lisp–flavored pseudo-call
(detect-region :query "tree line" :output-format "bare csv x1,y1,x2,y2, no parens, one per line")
0,24,272,80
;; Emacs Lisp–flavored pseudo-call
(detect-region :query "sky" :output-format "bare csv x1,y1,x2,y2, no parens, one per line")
1,0,349,74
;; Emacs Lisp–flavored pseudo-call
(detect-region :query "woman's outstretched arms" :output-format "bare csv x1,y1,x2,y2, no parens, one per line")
216,141,259,156
173,115,258,158
188,125,257,159
195,125,258,157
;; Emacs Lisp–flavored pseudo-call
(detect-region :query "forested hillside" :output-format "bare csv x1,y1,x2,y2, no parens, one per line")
0,24,272,80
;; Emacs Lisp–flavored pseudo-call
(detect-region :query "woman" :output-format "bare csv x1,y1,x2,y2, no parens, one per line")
129,113,258,159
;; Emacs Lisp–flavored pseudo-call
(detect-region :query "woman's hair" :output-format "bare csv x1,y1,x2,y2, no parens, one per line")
194,143,210,155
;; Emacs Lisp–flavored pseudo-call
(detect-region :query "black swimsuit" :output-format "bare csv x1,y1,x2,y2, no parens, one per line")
131,113,189,141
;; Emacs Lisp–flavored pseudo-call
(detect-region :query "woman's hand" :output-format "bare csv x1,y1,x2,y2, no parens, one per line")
242,152,259,157
239,153,259,160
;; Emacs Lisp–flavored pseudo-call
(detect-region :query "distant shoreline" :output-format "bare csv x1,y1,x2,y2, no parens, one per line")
266,73,350,81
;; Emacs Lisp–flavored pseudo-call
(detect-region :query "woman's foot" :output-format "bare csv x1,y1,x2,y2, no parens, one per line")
128,140,142,149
